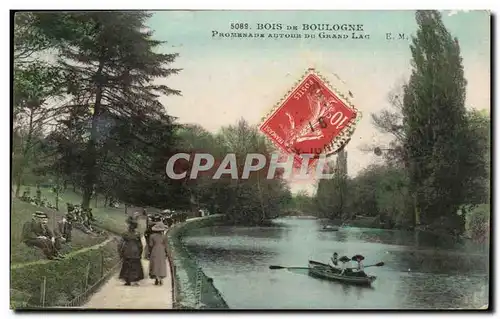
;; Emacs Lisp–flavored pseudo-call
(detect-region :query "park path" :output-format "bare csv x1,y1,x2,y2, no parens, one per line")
83,236,173,309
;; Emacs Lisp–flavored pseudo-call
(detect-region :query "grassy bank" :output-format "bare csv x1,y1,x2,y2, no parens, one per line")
166,215,229,309
11,198,106,264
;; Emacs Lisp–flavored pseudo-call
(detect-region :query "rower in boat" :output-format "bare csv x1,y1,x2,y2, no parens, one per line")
330,252,339,267
351,254,367,277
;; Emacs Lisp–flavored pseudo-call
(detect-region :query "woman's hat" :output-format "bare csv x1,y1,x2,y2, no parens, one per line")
339,256,350,263
151,222,167,232
351,254,365,261
33,211,48,219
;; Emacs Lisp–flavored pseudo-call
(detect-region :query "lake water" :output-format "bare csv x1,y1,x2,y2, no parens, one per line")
183,218,489,309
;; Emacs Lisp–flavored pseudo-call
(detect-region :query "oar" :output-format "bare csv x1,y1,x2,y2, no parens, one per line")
269,265,309,270
347,261,385,270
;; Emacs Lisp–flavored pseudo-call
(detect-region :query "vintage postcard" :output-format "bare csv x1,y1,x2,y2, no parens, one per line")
11,10,490,310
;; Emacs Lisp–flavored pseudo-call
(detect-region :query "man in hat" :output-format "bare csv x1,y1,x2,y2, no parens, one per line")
22,211,64,260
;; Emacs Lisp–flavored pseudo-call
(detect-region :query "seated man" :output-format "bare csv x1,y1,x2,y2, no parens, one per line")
22,211,64,260
85,208,96,222
21,189,31,202
330,252,339,268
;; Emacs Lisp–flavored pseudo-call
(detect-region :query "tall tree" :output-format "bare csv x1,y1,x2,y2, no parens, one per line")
40,12,181,208
402,10,469,233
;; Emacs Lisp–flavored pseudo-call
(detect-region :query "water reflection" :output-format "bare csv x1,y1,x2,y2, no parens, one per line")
183,218,489,309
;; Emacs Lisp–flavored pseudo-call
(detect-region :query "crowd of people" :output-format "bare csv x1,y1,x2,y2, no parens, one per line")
66,203,102,235
20,186,57,210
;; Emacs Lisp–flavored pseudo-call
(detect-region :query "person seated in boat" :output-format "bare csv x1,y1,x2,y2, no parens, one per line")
357,260,364,271
338,255,352,275
330,252,339,267
351,254,367,276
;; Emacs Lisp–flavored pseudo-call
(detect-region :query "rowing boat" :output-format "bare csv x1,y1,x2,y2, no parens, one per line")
308,260,377,286
319,225,339,232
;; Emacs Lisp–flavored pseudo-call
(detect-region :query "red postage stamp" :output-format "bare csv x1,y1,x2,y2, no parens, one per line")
259,68,360,169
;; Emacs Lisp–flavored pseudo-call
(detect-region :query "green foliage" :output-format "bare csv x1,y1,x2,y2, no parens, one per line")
174,119,292,225
461,110,490,204
48,12,181,208
12,12,183,211
288,190,314,215
311,164,412,229
402,10,469,231
465,204,490,243
10,239,119,308
367,11,489,234
315,150,349,219
13,12,55,62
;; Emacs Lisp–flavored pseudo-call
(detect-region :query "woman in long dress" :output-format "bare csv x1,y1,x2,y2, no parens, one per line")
118,222,145,286
144,214,162,259
148,222,169,285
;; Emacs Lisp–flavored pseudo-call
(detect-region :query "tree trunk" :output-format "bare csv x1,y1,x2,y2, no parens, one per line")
14,107,35,198
413,194,420,227
55,187,59,211
14,174,23,198
81,61,105,209
256,172,266,223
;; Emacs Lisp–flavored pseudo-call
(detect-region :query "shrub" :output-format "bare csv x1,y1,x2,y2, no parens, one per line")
465,204,490,243
10,239,120,308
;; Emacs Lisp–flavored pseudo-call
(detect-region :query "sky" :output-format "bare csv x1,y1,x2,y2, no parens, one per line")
146,10,491,194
